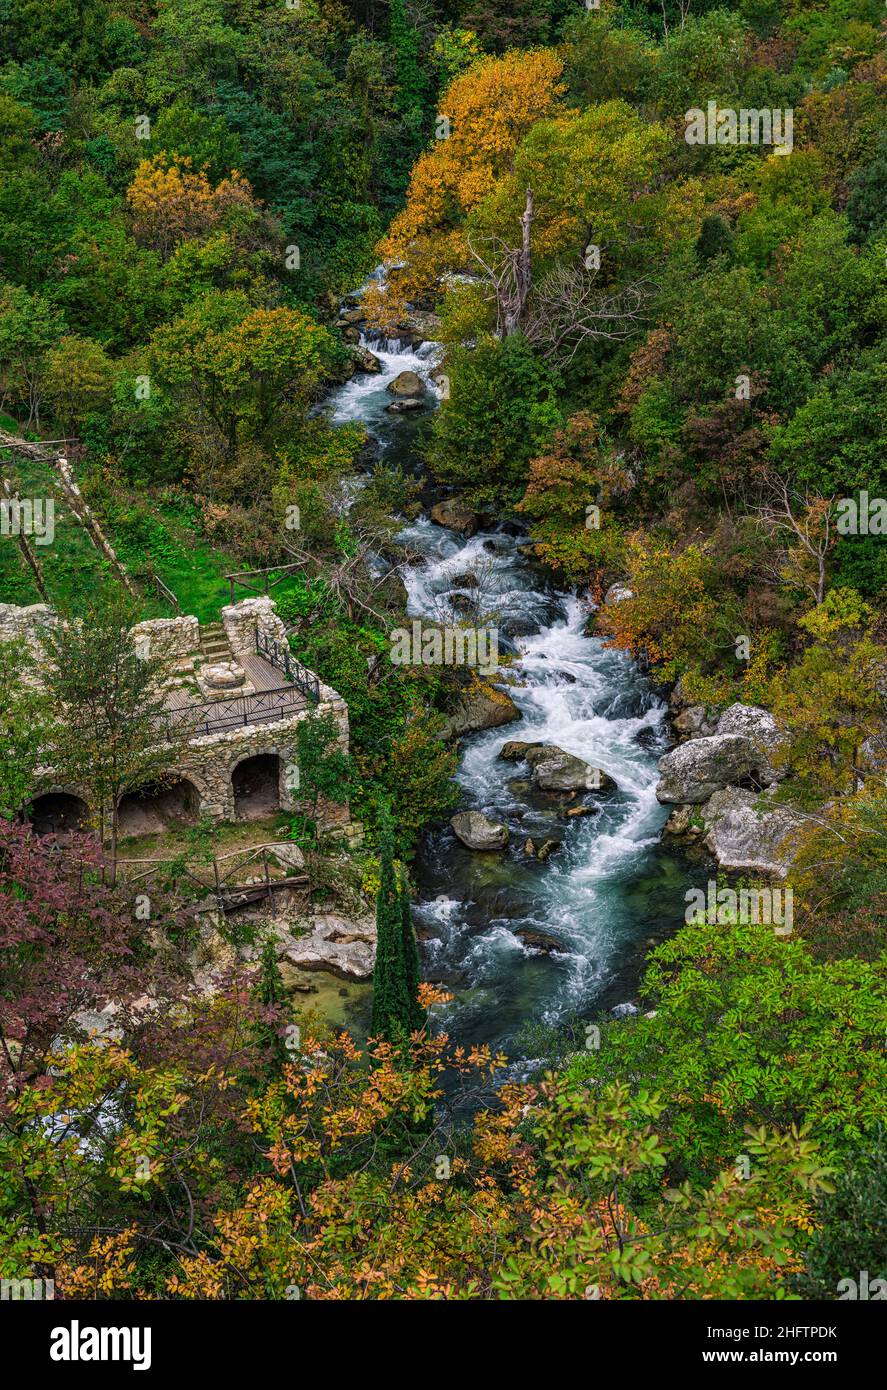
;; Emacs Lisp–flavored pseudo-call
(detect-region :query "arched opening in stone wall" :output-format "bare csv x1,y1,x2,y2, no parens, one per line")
232,753,280,820
29,792,90,836
117,779,200,839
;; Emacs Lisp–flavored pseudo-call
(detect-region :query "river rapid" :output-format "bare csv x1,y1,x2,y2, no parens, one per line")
324,319,692,1062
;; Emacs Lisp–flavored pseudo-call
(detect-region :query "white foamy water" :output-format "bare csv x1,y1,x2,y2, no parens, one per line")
322,290,680,1055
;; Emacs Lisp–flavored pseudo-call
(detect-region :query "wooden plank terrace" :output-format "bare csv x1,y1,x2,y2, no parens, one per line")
160,653,310,739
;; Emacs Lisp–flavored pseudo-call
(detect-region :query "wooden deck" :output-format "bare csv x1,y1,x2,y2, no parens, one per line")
160,654,310,738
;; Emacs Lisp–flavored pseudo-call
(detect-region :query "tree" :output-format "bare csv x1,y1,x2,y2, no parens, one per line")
41,594,193,880
0,282,63,426
516,412,629,584
425,333,562,511
150,290,337,472
249,938,291,1079
769,590,887,797
126,155,256,257
371,809,421,1043
367,49,565,322
42,335,114,436
795,1127,887,1297
293,707,353,849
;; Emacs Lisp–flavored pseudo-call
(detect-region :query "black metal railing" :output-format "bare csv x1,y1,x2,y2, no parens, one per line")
256,627,321,703
155,684,308,740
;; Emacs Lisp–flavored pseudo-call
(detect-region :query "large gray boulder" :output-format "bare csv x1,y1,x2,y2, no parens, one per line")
700,787,803,879
656,704,787,804
277,912,377,982
440,684,520,739
715,703,785,761
656,734,767,804
387,369,425,397
529,746,615,793
451,810,509,850
498,741,614,792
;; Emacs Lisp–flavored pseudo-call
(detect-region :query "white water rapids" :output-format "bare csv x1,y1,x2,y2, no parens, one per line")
325,321,686,1057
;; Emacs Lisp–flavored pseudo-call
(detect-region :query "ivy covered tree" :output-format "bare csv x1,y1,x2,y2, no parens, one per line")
371,808,423,1043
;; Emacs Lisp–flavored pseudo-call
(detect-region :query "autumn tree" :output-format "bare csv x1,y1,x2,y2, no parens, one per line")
516,412,629,584
366,49,565,323
127,155,257,257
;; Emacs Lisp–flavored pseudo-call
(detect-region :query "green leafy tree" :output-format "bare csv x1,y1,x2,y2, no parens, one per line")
371,809,421,1043
41,594,193,880
425,333,562,510
293,706,353,849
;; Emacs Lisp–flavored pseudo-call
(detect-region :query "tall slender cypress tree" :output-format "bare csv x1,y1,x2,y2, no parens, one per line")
371,809,422,1042
400,886,425,1035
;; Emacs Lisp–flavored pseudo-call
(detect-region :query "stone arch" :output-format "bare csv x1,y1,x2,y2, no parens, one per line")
117,778,202,839
231,752,282,820
28,791,90,836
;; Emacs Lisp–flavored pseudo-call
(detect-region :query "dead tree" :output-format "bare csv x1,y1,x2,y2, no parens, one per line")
755,479,836,606
467,187,534,339
467,188,654,364
523,264,656,365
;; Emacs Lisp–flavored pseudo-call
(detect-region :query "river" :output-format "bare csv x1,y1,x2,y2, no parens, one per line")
324,320,692,1062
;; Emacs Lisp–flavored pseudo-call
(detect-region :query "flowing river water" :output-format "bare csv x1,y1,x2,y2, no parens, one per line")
324,320,693,1062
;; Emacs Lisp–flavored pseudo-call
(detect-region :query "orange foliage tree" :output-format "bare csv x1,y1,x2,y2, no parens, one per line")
365,50,565,325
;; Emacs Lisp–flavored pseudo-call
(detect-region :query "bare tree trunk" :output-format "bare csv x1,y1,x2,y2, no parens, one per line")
503,187,533,337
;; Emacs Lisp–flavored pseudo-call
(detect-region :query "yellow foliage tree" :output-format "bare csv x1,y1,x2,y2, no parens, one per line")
126,154,255,256
366,50,565,324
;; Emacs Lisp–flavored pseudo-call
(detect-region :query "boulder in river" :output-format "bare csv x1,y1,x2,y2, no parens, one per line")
385,397,424,413
387,369,426,397
499,740,545,762
451,810,510,851
430,496,480,537
440,683,521,739
515,927,563,955
498,741,614,792
531,747,615,793
656,705,786,804
353,346,382,373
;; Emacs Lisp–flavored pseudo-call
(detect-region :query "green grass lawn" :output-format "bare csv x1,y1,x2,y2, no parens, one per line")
1,416,306,625
0,440,124,613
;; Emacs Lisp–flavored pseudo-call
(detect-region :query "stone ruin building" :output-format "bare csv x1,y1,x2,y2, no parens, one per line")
0,596,353,841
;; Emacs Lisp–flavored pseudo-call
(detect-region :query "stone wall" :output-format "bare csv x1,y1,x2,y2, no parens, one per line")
181,699,350,824
221,596,288,657
130,614,200,664
6,596,350,833
0,602,58,673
